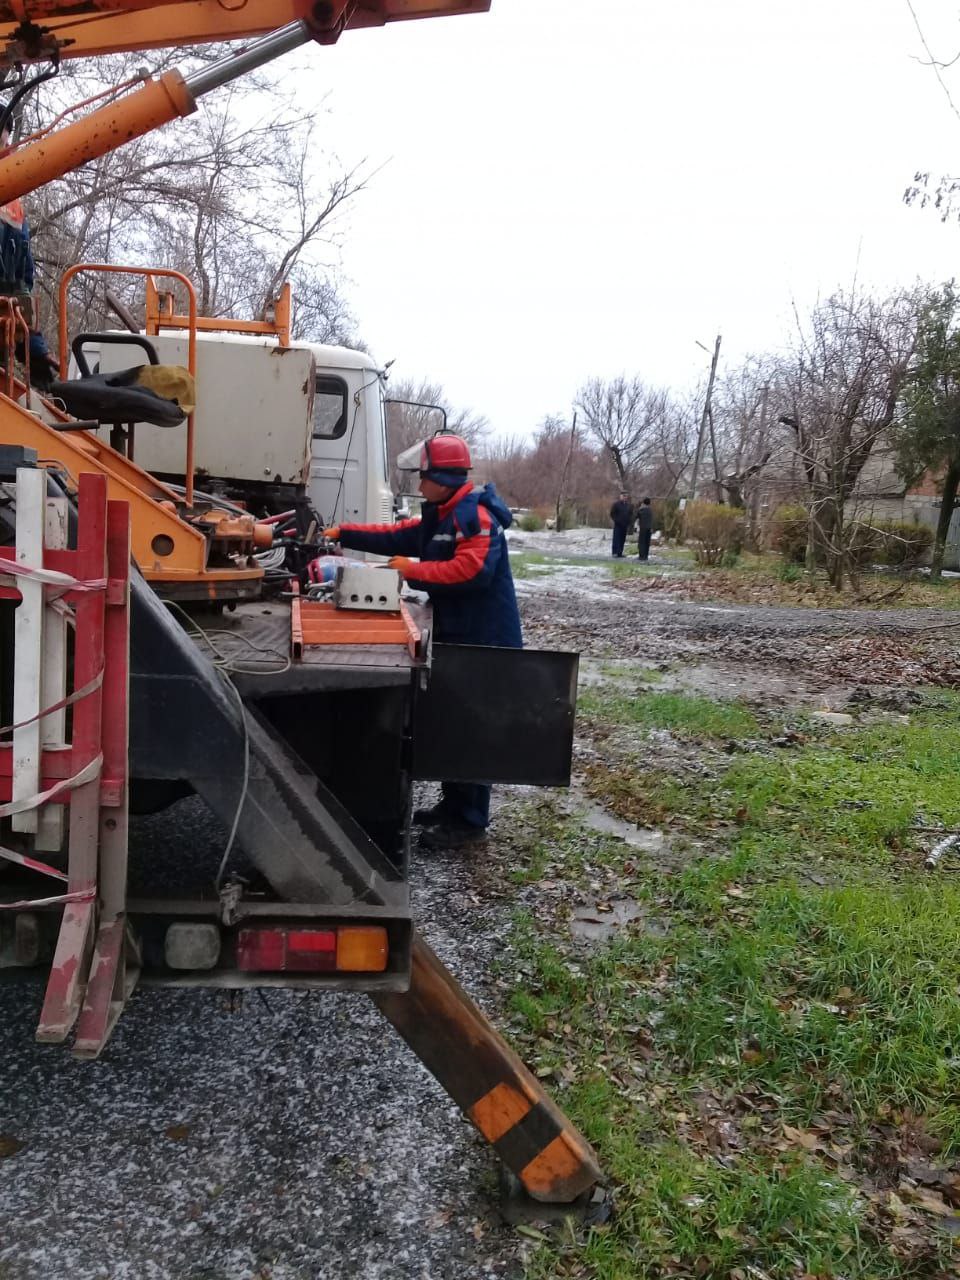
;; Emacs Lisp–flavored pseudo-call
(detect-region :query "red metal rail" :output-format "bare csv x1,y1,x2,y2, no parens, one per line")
0,470,134,1055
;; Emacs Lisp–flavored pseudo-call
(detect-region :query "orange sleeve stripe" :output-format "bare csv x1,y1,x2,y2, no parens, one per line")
409,512,491,586
341,516,421,535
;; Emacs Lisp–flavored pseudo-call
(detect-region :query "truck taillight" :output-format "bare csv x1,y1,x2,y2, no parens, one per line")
235,925,388,973
337,925,389,972
237,927,335,972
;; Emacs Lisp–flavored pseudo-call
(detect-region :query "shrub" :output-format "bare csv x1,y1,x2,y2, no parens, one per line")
870,518,934,567
769,504,808,563
554,502,577,533
683,501,744,567
518,510,544,532
653,497,682,542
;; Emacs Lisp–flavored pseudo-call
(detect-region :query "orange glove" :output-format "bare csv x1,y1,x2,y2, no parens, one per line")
388,556,414,577
323,526,341,541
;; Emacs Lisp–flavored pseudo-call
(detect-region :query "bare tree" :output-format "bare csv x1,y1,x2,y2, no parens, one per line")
21,48,368,346
709,355,792,545
778,287,923,588
575,375,648,486
640,388,698,498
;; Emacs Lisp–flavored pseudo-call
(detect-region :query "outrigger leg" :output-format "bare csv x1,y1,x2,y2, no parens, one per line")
374,933,603,1210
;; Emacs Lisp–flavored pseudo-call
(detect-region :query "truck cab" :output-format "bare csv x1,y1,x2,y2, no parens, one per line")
88,329,393,527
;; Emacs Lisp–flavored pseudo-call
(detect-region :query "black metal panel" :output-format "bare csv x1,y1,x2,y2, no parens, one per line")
412,645,578,786
128,570,406,907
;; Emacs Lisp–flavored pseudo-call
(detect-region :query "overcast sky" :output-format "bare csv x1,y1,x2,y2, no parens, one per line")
291,0,960,440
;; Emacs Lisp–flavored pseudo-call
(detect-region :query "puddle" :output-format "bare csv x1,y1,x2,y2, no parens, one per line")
579,802,667,852
570,896,668,943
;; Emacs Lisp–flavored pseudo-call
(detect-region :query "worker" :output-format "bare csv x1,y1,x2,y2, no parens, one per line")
609,490,634,557
324,431,522,850
0,106,57,390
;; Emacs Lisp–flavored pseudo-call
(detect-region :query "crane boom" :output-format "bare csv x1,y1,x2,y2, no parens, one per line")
0,0,489,61
0,0,489,205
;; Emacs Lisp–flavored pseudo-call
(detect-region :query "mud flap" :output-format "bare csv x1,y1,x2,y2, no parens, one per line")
411,645,577,787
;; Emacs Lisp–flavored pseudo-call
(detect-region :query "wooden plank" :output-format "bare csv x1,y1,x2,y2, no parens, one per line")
36,495,68,850
373,933,602,1204
11,467,45,835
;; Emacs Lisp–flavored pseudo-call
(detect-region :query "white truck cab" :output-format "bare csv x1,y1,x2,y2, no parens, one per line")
87,329,393,526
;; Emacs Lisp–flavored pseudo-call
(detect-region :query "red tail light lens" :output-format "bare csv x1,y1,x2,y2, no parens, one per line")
237,927,336,972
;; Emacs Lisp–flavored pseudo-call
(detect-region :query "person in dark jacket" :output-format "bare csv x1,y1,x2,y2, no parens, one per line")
609,491,634,557
324,431,521,849
636,496,654,560
0,111,57,390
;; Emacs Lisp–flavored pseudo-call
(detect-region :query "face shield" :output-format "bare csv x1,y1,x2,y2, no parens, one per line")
396,440,428,472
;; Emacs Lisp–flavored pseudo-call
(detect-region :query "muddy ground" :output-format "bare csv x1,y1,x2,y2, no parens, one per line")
2,544,959,1279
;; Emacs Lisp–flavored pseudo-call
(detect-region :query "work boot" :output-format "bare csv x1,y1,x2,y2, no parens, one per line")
413,800,452,826
419,822,488,851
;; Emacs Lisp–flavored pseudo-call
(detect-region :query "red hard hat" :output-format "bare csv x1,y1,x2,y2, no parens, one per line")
396,431,472,473
423,432,471,471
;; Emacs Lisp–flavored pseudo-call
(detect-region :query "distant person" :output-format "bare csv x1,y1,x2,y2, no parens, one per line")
636,497,654,561
609,491,634,558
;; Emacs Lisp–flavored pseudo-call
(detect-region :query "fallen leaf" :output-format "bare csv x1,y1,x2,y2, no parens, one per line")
0,1134,24,1158
165,1123,191,1141
782,1124,821,1151
887,1191,909,1217
515,1224,548,1241
905,1187,955,1217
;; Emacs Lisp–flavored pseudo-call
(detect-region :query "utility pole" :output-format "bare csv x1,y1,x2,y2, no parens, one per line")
555,411,577,531
689,334,722,502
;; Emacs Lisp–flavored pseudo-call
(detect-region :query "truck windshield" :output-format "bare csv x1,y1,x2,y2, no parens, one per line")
313,375,348,439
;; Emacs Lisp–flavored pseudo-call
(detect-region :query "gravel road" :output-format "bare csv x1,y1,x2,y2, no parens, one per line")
0,799,523,1280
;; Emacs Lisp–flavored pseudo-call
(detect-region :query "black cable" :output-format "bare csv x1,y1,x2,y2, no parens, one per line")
0,56,60,142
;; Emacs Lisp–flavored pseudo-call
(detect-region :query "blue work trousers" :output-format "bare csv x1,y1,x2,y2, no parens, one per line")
441,781,491,830
611,523,629,557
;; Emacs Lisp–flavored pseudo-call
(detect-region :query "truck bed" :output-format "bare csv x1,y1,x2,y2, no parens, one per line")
187,598,432,696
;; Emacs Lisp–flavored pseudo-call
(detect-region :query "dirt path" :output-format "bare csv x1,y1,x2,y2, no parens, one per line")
517,562,960,693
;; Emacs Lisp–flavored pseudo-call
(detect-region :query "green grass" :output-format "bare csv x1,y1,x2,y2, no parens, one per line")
504,691,960,1277
509,550,564,579
656,877,960,1134
525,1124,893,1280
609,559,662,580
579,687,760,739
721,711,960,872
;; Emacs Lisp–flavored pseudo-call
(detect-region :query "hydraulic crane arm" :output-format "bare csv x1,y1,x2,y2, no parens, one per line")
0,0,489,206
0,0,489,62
